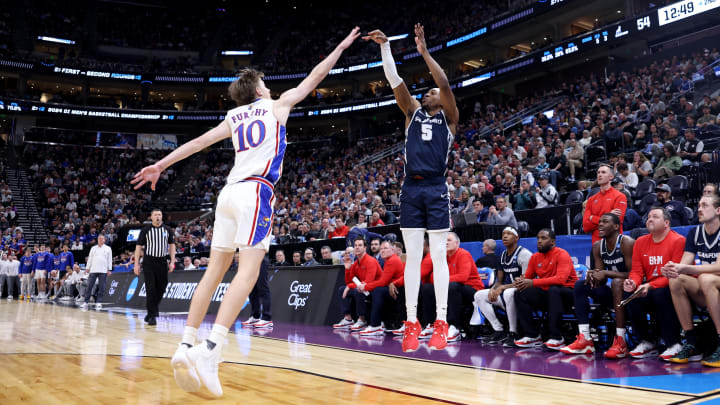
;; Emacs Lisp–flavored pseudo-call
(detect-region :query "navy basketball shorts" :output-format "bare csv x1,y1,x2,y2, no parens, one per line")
399,180,450,231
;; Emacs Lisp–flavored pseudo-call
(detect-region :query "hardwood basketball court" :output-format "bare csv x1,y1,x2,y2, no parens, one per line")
2,300,718,404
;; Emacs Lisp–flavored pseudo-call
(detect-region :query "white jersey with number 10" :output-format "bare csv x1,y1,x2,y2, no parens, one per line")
224,98,287,185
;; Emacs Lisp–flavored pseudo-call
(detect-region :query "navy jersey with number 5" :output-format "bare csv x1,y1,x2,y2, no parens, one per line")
404,108,453,178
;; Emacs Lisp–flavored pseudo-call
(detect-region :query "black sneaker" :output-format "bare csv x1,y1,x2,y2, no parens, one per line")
483,330,508,345
147,317,157,326
502,333,519,348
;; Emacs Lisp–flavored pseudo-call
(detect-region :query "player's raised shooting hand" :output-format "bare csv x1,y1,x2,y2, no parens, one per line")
338,26,361,50
362,29,388,44
131,164,162,191
414,23,427,54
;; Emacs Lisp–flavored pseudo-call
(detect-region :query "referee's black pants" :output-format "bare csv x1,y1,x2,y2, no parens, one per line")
249,259,272,321
144,257,169,318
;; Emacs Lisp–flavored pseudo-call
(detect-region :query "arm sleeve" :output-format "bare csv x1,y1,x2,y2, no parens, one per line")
614,192,627,224
531,250,573,288
380,42,403,89
524,255,537,280
86,248,94,272
107,247,113,271
448,251,474,283
583,196,598,232
630,240,644,286
366,259,400,291
69,253,74,269
345,262,356,288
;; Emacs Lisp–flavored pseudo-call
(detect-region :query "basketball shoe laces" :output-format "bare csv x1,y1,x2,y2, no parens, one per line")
432,320,448,340
403,321,420,338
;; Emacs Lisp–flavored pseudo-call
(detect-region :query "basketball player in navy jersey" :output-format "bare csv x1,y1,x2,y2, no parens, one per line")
662,193,720,365
561,213,634,358
133,28,361,397
364,24,459,352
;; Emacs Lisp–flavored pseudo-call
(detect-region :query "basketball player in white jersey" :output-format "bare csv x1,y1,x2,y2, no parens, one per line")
132,27,360,397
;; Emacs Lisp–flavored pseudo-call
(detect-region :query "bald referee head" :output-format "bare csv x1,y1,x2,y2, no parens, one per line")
151,209,163,227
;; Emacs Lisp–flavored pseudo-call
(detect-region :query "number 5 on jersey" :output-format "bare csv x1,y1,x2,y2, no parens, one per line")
421,123,433,141
235,120,266,152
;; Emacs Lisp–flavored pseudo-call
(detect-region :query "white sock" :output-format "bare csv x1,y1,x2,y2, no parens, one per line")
428,231,449,322
401,229,425,323
616,328,626,339
207,324,229,351
182,326,198,347
579,324,591,341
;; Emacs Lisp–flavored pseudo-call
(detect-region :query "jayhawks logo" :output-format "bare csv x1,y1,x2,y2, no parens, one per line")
259,217,271,228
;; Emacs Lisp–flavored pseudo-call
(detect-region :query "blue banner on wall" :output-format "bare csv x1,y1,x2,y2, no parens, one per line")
461,225,696,268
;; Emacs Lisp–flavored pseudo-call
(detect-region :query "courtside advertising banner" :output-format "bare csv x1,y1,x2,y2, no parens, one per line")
104,266,345,325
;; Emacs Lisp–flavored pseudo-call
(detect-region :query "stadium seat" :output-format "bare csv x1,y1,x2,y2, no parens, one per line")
667,175,689,202
633,179,656,203
517,221,529,237
636,192,657,216
684,206,694,223
565,190,584,205
585,145,606,172
477,267,495,288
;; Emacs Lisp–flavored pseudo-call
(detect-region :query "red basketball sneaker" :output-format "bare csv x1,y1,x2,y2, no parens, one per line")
429,320,449,351
401,320,422,353
560,334,595,355
604,335,628,359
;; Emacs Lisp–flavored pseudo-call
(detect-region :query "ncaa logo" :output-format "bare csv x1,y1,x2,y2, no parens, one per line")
126,277,139,301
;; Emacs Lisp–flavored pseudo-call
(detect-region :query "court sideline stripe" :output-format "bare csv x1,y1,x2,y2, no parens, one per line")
666,389,720,405
247,334,696,398
0,352,467,405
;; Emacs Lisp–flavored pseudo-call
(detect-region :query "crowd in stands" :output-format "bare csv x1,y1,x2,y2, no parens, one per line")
21,144,176,252
0,176,19,251
6,48,719,270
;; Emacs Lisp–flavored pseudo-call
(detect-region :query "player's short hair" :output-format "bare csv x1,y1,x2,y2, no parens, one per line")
538,228,556,240
483,239,496,250
353,237,366,247
150,208,162,214
392,241,404,252
228,68,264,106
601,212,621,225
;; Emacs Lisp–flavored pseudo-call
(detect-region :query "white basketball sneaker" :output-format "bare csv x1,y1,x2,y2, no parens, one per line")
171,343,201,392
185,341,223,397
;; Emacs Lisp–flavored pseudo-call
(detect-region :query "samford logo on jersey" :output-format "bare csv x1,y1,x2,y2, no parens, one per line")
648,256,664,265
230,109,268,123
413,116,443,125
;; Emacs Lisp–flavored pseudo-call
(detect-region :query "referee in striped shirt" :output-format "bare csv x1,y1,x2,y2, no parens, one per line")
134,209,176,325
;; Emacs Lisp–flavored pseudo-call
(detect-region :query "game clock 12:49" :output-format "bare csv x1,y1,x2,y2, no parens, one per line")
658,0,719,26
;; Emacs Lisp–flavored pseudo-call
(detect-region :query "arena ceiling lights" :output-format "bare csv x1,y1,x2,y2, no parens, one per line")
37,36,76,45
